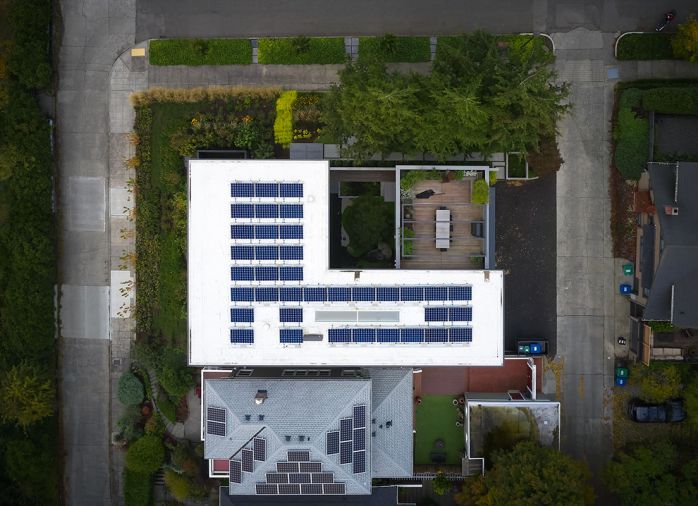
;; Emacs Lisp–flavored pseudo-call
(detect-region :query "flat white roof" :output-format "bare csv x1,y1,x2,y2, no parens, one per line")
188,159,504,366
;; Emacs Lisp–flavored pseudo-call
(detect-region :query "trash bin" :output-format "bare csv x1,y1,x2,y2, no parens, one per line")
615,367,628,378
615,377,627,386
619,283,632,295
622,263,634,276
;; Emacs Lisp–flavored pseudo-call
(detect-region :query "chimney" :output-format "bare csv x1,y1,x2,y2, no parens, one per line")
664,205,679,216
254,390,268,405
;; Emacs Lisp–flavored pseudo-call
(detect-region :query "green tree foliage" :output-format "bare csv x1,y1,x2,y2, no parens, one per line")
124,470,152,506
604,441,698,506
631,363,682,403
4,437,58,500
322,31,568,161
0,142,22,181
0,361,54,429
462,442,594,506
684,375,698,427
6,0,52,89
672,15,698,62
432,471,451,496
157,347,194,400
118,371,145,405
341,195,394,257
125,435,165,475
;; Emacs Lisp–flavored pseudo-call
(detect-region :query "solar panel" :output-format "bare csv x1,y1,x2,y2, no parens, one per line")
299,462,322,473
324,483,346,494
449,285,472,301
253,438,266,461
277,462,298,473
231,224,254,239
301,484,323,495
280,225,303,239
288,450,310,462
207,420,226,436
352,287,375,302
231,245,254,260
312,473,333,483
353,450,366,474
280,246,303,260
255,288,279,302
425,327,449,343
425,286,448,301
339,442,352,464
425,307,448,322
208,406,226,422
328,287,351,302
279,182,303,198
353,428,365,451
326,431,340,454
266,473,289,483
340,418,353,441
230,460,242,483
255,204,279,219
289,473,311,484
401,328,424,343
256,246,278,260
255,225,279,239
242,449,254,472
231,308,254,323
450,327,473,343
280,328,303,344
280,287,303,302
278,484,300,495
377,328,400,343
279,267,303,281
280,204,303,219
353,405,366,429
377,287,399,301
231,287,254,302
231,203,254,218
352,328,376,343
449,306,473,321
231,182,254,198
280,308,303,323
256,182,279,198
231,266,254,281
230,329,254,344
401,286,424,301
329,328,351,343
255,266,279,281
256,483,278,495
304,288,327,302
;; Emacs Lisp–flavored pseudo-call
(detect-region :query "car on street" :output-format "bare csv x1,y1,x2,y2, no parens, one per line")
627,398,686,423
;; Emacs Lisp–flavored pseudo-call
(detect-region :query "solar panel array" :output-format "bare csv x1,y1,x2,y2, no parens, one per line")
425,306,473,322
207,406,227,436
253,438,267,461
328,327,472,343
257,460,346,496
280,328,303,344
325,405,368,474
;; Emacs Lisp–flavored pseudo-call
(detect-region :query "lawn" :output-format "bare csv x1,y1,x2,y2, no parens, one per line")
257,37,346,64
415,395,465,465
358,36,431,63
149,38,252,65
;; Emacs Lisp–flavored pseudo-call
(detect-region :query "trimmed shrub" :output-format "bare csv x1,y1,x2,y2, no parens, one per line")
257,37,346,64
616,33,674,60
164,469,191,501
149,38,252,65
472,179,489,205
358,35,431,63
118,371,145,405
157,347,194,400
614,88,649,180
125,435,165,475
642,86,698,115
631,363,682,403
273,90,297,146
124,470,151,506
402,227,415,256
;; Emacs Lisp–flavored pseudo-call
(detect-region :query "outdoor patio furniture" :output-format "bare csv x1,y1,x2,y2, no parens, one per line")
436,209,451,249
471,221,484,238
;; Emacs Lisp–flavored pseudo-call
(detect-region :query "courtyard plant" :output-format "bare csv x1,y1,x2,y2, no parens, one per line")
342,195,394,257
118,371,145,405
471,179,490,205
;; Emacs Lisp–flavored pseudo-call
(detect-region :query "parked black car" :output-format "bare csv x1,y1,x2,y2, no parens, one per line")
627,398,686,423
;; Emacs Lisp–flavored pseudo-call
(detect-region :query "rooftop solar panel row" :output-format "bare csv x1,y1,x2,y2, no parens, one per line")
231,225,303,240
231,245,304,261
326,327,473,344
280,328,303,344
230,328,254,344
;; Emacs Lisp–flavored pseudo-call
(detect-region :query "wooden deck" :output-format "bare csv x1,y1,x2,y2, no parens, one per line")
401,178,485,270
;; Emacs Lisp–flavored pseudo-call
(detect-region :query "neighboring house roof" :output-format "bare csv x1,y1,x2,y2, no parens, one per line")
204,369,413,497
645,163,698,328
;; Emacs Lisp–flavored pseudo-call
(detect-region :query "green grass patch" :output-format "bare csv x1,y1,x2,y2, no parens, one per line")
616,33,675,61
415,395,465,465
157,391,177,423
358,35,431,63
614,88,649,180
257,37,346,64
149,39,252,65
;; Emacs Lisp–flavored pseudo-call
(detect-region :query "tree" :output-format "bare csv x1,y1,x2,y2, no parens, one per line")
125,435,165,475
0,361,54,429
4,438,58,500
461,442,594,506
118,371,145,405
631,363,681,403
672,14,698,62
432,471,451,496
341,195,394,257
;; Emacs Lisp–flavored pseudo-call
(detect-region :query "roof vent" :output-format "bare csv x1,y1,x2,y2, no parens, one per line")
285,435,292,442
258,414,265,421
298,435,305,442
254,390,268,405
664,205,679,216
244,414,251,421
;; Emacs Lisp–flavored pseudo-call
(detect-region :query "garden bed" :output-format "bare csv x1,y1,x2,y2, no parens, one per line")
257,37,346,64
609,168,637,261
414,395,465,465
149,39,252,65
616,33,675,61
358,35,431,62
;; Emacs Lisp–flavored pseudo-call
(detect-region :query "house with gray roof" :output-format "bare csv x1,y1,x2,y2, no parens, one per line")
202,368,413,497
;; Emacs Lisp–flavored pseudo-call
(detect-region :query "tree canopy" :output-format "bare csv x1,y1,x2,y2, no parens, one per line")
341,195,394,257
125,435,165,475
0,361,54,429
322,32,568,161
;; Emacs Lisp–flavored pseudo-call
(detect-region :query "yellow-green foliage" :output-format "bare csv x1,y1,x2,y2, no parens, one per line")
164,469,191,501
130,86,280,106
273,90,297,146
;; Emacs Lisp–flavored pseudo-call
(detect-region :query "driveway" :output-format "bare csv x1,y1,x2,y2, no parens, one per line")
495,176,557,355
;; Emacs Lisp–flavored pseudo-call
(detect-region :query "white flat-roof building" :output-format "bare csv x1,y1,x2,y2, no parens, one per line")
188,159,504,367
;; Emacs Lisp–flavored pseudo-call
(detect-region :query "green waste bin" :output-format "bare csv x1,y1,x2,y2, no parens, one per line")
615,367,629,379
622,263,634,276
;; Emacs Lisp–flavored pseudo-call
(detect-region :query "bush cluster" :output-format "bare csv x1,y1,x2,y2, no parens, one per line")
6,0,52,89
642,86,698,115
149,39,252,66
273,90,297,146
125,435,165,475
614,88,649,180
258,37,346,64
118,371,145,405
472,179,490,205
124,470,152,506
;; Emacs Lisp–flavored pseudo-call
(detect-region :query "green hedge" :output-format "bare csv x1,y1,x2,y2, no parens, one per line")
642,86,698,115
358,35,431,63
616,33,675,61
258,37,346,64
149,39,252,65
614,88,649,180
124,470,152,506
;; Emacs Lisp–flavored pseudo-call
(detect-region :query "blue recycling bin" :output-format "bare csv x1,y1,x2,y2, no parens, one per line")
619,283,632,295
615,377,627,386
530,343,542,354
